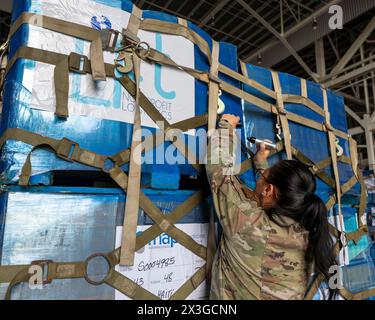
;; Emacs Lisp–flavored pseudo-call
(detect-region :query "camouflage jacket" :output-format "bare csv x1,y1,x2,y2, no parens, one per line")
206,120,309,300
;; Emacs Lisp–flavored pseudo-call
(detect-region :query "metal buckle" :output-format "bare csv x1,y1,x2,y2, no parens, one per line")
31,260,53,285
101,29,120,53
122,29,140,45
69,53,89,74
84,253,111,286
56,138,78,162
135,41,151,60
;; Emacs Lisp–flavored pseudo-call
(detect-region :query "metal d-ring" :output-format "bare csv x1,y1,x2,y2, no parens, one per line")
84,253,112,286
135,41,150,59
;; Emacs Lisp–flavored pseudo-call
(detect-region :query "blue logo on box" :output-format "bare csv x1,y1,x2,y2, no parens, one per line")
91,15,112,30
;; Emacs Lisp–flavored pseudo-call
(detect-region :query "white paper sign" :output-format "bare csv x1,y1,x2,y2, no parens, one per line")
115,223,209,300
23,0,195,129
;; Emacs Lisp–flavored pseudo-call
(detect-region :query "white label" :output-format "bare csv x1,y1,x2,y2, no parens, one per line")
115,223,209,300
23,0,195,130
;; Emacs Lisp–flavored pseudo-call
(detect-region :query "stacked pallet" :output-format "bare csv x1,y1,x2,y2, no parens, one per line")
0,0,373,300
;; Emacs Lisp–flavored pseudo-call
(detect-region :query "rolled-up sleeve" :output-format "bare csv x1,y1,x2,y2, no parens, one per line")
206,119,263,238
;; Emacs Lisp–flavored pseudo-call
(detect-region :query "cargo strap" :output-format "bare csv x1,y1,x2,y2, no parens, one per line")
0,42,209,299
0,189,207,300
323,90,345,242
4,46,202,174
207,40,220,134
271,71,292,160
304,270,375,301
120,5,143,266
1,6,371,300
204,38,219,279
0,40,7,91
8,12,106,81
2,12,357,142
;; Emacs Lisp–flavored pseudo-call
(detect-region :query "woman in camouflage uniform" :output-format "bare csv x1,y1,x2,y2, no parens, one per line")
206,114,337,300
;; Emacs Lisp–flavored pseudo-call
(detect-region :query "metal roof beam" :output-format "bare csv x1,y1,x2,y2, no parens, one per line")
328,16,375,76
244,0,375,67
324,60,375,88
235,0,319,82
198,0,231,27
236,0,318,56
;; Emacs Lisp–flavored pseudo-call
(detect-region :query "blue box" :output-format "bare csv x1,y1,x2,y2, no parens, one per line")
0,186,212,299
241,64,360,196
1,0,241,187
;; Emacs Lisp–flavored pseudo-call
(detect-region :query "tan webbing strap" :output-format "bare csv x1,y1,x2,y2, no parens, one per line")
54,55,70,117
136,193,207,260
120,53,142,266
170,265,207,300
239,158,253,175
127,5,142,36
2,260,85,300
0,128,107,184
283,78,325,117
119,5,143,265
240,60,248,78
177,17,188,27
357,168,367,228
111,114,208,167
271,71,292,160
108,167,207,260
292,148,335,188
104,269,160,300
5,47,70,118
142,47,209,83
134,191,205,251
304,273,324,300
219,62,276,99
341,175,358,194
208,40,220,134
8,12,106,81
323,89,344,235
140,18,276,99
140,19,212,64
282,94,325,117
0,41,7,89
349,137,367,228
4,42,350,142
301,78,308,98
205,208,217,287
4,46,65,77
345,225,369,244
165,128,203,174
4,267,32,300
117,75,202,174
137,20,352,138
326,195,336,211
339,286,375,300
10,45,352,143
349,137,359,179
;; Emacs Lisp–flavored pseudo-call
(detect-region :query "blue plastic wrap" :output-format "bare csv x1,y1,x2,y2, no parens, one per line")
312,244,375,300
331,205,372,261
1,0,241,186
342,244,375,298
0,186,211,299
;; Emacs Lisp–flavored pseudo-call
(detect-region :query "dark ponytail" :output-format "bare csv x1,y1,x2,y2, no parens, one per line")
265,160,337,299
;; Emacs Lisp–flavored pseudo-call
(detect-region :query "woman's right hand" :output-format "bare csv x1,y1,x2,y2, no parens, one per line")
254,140,271,163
